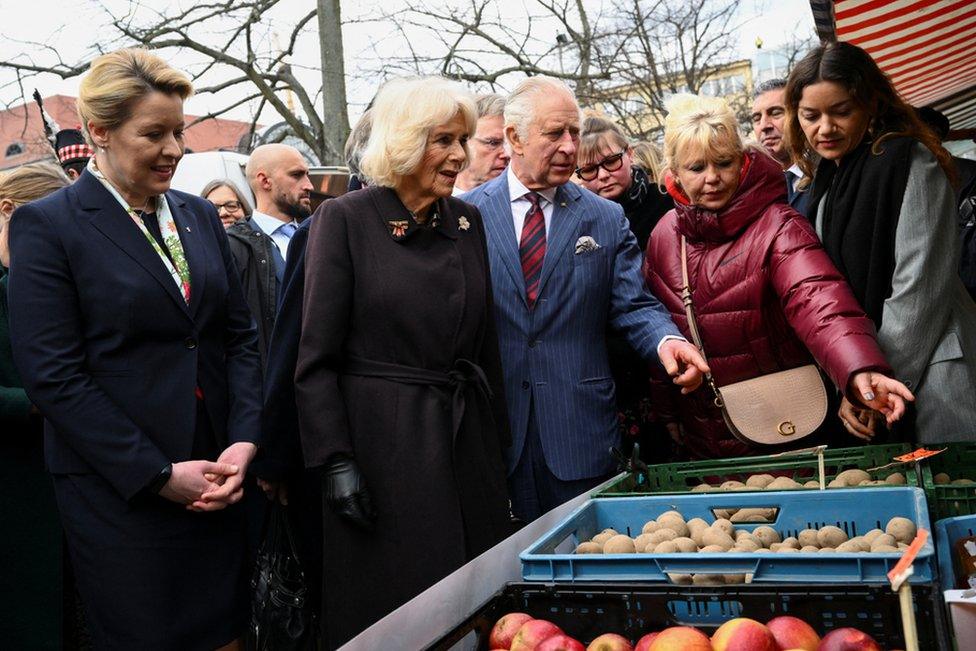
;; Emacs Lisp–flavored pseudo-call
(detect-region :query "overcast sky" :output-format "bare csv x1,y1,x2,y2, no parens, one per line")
0,0,815,127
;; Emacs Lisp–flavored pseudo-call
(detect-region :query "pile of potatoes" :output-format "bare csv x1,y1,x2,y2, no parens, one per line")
689,468,907,492
574,510,917,556
933,472,975,486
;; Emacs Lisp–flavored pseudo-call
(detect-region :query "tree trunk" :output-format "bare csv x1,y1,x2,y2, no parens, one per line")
317,0,350,165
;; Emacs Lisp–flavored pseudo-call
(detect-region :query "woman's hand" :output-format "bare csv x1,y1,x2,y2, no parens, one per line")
847,371,915,426
838,397,880,441
191,442,258,511
158,460,239,507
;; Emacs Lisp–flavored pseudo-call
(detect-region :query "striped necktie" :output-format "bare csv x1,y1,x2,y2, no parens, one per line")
519,192,546,308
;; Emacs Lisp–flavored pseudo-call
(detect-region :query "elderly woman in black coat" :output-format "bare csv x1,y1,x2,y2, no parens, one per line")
294,76,512,647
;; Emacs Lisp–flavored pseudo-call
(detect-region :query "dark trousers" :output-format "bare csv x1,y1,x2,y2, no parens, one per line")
508,408,609,523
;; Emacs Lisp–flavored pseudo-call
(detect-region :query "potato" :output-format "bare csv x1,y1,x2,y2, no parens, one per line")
804,480,821,488
730,508,775,523
701,528,735,551
818,547,836,553
730,485,755,491
575,542,603,554
827,478,846,489
835,540,862,553
699,545,728,553
746,473,775,488
780,536,800,549
869,534,897,551
657,516,690,538
733,539,761,552
862,529,885,544
885,517,917,544
934,472,951,485
897,542,909,550
691,483,714,493
687,517,710,532
656,510,684,522
692,574,725,585
672,537,698,553
653,541,679,554
797,529,820,548
753,526,781,548
858,480,872,486
817,526,848,548
885,472,907,485
835,469,871,486
668,573,693,584
848,536,871,552
721,480,746,489
603,535,636,554
723,574,746,584
592,530,617,545
776,546,799,553
800,545,820,553
634,533,656,550
641,521,660,535
769,543,782,551
688,519,710,546
711,518,735,537
872,544,899,552
766,476,801,490
647,529,678,545
735,532,762,546
951,479,976,486
713,509,732,520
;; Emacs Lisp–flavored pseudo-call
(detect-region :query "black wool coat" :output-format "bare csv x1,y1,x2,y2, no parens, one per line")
294,185,512,647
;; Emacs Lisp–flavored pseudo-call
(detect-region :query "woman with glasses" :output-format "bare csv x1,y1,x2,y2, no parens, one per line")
576,115,675,461
201,178,252,228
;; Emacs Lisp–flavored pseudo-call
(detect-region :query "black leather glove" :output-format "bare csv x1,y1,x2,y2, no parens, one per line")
323,455,377,531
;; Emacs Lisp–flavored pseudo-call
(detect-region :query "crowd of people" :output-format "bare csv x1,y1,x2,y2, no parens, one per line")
1,38,974,649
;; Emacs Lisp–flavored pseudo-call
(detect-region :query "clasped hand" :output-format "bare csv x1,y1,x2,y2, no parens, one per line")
158,442,257,512
839,371,915,440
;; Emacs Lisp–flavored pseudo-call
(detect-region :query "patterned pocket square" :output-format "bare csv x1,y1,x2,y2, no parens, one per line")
575,235,601,254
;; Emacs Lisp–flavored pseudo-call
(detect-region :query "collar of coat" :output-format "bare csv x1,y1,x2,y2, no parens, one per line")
369,186,461,243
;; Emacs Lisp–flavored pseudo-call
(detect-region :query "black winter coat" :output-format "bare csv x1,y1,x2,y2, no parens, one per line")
227,219,279,366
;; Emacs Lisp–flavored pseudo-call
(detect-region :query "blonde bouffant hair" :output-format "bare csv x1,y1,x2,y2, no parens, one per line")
77,48,193,145
360,76,477,188
660,94,743,184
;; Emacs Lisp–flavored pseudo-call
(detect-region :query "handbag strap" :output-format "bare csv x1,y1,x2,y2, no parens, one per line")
680,236,724,407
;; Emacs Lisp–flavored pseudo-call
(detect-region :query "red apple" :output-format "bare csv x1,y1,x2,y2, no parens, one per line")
491,612,534,649
634,632,659,651
816,628,882,651
711,618,777,651
767,616,820,651
511,619,562,651
647,626,713,650
537,634,586,651
586,633,633,651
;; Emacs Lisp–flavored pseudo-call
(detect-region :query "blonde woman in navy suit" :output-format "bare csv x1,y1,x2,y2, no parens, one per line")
7,49,261,650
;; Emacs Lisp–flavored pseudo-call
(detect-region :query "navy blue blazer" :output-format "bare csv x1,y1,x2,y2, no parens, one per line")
461,174,680,481
7,170,262,500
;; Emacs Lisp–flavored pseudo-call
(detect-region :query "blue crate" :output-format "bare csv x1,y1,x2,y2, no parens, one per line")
520,488,935,584
935,514,976,589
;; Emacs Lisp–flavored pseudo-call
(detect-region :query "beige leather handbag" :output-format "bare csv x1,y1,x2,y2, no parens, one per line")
680,237,828,446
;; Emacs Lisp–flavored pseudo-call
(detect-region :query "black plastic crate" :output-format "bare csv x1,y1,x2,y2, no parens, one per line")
426,582,950,650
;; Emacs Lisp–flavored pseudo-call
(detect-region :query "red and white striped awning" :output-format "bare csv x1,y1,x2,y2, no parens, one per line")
811,0,976,131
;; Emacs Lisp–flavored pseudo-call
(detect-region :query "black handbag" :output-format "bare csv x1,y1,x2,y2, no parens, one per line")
247,501,317,651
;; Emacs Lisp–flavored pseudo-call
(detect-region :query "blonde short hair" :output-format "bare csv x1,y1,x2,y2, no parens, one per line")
661,94,742,182
77,48,193,145
359,77,477,188
0,162,70,225
631,141,665,181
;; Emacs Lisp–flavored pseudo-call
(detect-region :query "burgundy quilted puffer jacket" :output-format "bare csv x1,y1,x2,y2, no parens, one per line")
643,150,892,459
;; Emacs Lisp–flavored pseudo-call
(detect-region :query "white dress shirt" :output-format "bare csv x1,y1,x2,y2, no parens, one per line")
507,166,558,238
250,211,297,261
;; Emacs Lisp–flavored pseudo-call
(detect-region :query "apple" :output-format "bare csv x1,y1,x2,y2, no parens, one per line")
511,619,563,651
537,634,586,651
711,618,777,651
634,632,659,651
491,612,534,650
816,628,882,651
586,633,633,651
767,616,820,651
647,626,713,650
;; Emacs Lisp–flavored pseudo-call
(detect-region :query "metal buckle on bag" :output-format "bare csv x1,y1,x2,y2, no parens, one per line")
778,421,797,436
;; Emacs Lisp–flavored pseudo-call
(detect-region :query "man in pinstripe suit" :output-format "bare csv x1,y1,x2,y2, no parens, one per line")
461,77,709,522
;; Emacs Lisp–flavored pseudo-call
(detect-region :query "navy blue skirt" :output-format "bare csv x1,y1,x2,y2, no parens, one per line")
54,473,248,650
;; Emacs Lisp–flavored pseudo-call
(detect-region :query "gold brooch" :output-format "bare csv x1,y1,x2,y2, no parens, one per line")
458,216,470,231
388,220,409,238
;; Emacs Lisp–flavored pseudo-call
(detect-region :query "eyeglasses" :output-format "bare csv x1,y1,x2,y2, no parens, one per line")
211,200,243,213
473,137,505,150
576,150,626,181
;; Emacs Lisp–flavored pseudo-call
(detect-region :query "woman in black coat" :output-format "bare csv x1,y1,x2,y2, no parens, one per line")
7,49,262,650
295,77,512,647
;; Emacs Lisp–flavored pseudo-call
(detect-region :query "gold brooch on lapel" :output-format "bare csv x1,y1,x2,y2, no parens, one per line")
458,216,470,231
388,220,409,238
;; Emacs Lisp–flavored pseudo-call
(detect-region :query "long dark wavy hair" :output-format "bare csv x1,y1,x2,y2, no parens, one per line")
783,41,955,187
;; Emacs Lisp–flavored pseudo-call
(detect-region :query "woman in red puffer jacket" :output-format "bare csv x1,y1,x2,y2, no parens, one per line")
643,95,913,460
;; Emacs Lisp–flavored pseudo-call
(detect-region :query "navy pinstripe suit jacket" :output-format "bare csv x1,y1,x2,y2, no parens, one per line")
461,173,680,481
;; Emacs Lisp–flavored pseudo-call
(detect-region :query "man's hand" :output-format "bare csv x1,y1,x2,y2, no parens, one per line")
193,442,258,511
158,460,237,507
659,339,709,394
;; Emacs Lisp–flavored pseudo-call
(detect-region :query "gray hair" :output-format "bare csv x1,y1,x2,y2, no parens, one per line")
475,93,506,120
344,109,373,182
504,76,578,140
754,78,787,98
